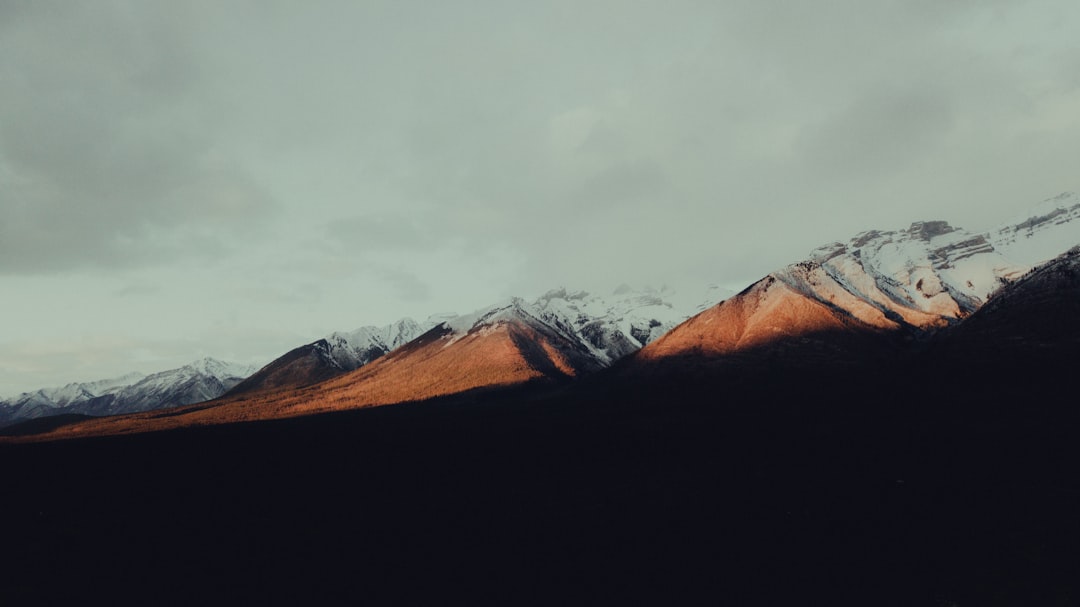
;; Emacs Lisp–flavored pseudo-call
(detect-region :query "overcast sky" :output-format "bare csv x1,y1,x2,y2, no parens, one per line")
2,0,1078,394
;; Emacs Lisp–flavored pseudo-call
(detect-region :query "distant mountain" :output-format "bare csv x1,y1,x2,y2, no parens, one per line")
20,299,610,433
0,358,255,426
0,371,146,423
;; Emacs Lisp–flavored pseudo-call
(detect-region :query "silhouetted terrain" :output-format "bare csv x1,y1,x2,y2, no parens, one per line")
3,351,1077,605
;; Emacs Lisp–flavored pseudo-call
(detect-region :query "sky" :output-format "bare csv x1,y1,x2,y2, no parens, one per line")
2,0,1079,395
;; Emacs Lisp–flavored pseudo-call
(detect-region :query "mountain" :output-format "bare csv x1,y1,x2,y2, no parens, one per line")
297,297,607,411
0,358,255,426
7,192,1078,440
230,286,700,398
530,285,697,363
14,299,609,435
630,194,1080,374
0,372,145,424
633,220,1023,373
227,317,446,396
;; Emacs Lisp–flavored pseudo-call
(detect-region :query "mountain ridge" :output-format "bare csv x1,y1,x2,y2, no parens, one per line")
0,358,255,427
4,191,1078,436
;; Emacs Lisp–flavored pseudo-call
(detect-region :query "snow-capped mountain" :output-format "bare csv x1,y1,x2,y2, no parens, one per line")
807,220,1024,330
529,285,699,364
323,317,444,371
201,298,612,424
230,287,704,397
0,358,256,426
634,193,1080,370
260,292,696,416
227,315,454,396
9,191,1077,436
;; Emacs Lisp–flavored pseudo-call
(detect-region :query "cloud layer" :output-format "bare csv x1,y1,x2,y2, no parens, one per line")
1,0,1078,392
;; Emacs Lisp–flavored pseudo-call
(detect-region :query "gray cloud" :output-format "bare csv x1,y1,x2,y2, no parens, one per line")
1,0,1079,393
796,86,955,178
375,267,432,303
325,214,436,253
114,281,161,298
0,2,273,274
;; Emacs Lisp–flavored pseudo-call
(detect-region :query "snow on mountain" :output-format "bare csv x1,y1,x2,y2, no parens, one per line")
808,220,1025,328
229,315,453,397
429,296,605,375
431,284,703,367
987,191,1080,266
53,300,617,433
774,191,1080,335
238,286,703,397
88,358,258,416
324,318,429,371
10,192,1075,430
227,298,611,422
0,358,256,425
529,286,695,364
634,193,1080,370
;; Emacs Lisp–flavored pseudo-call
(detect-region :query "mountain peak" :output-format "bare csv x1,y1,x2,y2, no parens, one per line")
907,220,956,241
443,298,541,334
183,357,254,378
538,287,589,302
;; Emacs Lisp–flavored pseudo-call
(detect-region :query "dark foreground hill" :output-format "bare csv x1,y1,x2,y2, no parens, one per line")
3,357,1077,605
2,253,1079,605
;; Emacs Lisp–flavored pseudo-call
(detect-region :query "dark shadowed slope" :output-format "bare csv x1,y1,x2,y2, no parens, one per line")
940,246,1080,362
225,340,347,396
225,318,434,397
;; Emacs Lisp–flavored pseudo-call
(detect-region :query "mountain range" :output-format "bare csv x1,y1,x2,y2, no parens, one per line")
0,358,255,427
3,191,1078,439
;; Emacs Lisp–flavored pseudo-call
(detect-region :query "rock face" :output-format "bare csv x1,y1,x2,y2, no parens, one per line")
807,220,1023,325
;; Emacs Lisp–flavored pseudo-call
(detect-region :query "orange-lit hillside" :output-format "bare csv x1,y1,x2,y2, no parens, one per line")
635,261,946,366
16,307,602,441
